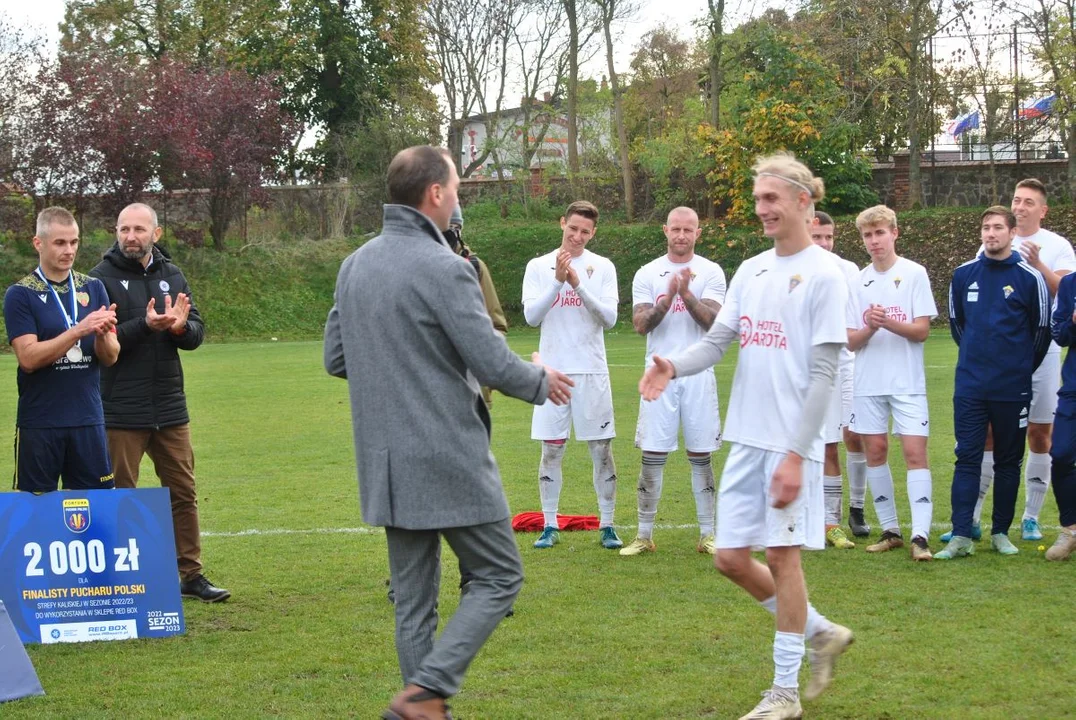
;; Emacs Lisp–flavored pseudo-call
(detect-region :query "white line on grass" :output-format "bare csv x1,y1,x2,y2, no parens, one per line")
203,520,1062,538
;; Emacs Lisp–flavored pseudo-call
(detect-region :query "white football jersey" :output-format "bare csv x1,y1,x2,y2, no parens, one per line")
716,244,848,463
632,254,727,366
847,257,937,396
522,248,618,374
979,227,1076,355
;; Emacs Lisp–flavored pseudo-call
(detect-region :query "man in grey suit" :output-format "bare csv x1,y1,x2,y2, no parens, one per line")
324,145,573,720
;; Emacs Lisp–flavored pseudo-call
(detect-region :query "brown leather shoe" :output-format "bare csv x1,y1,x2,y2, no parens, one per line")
382,685,452,720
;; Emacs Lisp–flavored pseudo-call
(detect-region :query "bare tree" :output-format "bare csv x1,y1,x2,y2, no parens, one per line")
425,0,483,172
425,0,524,178
706,0,726,130
951,0,1015,202
1018,0,1076,200
885,0,956,207
596,0,640,219
513,0,571,169
562,0,601,178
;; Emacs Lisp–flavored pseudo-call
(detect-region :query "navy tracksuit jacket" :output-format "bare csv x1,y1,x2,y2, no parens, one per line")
1049,272,1076,527
948,251,1050,537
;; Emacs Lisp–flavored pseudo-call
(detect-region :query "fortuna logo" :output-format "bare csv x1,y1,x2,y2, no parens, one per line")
1003,284,1014,299
894,277,902,288
788,274,802,293
121,280,129,290
38,293,48,304
739,315,788,350
969,281,979,290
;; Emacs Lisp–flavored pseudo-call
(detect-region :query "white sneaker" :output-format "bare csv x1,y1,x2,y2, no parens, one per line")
738,686,802,719
805,623,854,700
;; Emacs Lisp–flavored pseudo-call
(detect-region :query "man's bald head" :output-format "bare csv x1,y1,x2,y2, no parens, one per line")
667,206,699,226
663,206,702,261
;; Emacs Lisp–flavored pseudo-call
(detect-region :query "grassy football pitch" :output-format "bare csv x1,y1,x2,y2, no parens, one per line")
0,330,1073,719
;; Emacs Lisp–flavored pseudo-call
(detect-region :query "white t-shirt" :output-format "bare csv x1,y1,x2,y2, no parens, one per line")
846,256,937,396
522,248,618,374
829,253,860,379
979,227,1076,355
716,244,849,463
632,254,727,366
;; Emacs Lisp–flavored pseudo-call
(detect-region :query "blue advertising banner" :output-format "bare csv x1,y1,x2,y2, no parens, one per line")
0,488,185,644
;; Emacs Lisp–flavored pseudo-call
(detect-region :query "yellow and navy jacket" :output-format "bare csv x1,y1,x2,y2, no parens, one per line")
949,252,1050,401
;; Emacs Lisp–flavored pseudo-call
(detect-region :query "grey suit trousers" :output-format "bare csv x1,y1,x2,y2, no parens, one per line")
385,518,523,697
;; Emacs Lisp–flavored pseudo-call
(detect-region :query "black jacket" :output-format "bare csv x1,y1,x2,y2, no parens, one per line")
89,244,205,429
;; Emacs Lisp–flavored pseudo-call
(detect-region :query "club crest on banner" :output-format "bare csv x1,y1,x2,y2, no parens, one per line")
63,498,91,533
788,274,802,293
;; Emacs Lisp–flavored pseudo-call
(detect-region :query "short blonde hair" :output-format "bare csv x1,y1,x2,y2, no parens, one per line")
752,152,825,203
36,207,77,238
855,205,897,231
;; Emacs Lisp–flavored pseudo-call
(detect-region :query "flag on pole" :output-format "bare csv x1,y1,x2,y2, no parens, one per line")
1019,94,1057,119
948,110,980,137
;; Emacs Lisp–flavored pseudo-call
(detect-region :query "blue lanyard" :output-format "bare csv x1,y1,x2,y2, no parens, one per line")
34,267,78,330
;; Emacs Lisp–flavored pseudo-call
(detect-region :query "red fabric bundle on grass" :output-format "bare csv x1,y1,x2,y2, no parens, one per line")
511,512,599,532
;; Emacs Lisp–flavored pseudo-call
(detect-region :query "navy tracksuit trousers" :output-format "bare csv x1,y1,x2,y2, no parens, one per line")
1049,399,1076,527
952,396,1029,537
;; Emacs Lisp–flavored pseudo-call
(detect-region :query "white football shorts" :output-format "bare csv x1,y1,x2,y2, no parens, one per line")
1030,350,1061,425
531,373,615,441
850,394,930,437
634,370,721,453
715,443,824,551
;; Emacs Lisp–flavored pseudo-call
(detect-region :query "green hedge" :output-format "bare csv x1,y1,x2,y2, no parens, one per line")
2,204,1074,343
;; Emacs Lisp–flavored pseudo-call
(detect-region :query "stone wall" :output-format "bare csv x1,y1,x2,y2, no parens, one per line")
884,153,1070,208
8,157,1072,242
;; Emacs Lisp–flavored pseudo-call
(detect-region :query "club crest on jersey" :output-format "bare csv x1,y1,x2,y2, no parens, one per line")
76,291,90,307
894,277,902,289
63,498,91,534
586,265,594,278
788,274,802,293
159,280,170,292
1003,284,1014,299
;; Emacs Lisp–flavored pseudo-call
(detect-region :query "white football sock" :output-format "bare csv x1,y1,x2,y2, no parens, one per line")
867,463,900,533
846,451,867,509
637,452,666,539
539,442,565,528
758,596,833,641
824,474,843,526
1023,451,1051,521
773,632,806,690
589,439,617,527
972,451,994,524
689,454,716,537
907,468,933,540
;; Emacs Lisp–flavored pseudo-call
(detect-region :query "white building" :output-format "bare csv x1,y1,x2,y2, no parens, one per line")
451,98,612,178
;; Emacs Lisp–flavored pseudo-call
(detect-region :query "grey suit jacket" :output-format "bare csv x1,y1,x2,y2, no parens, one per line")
324,204,549,530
